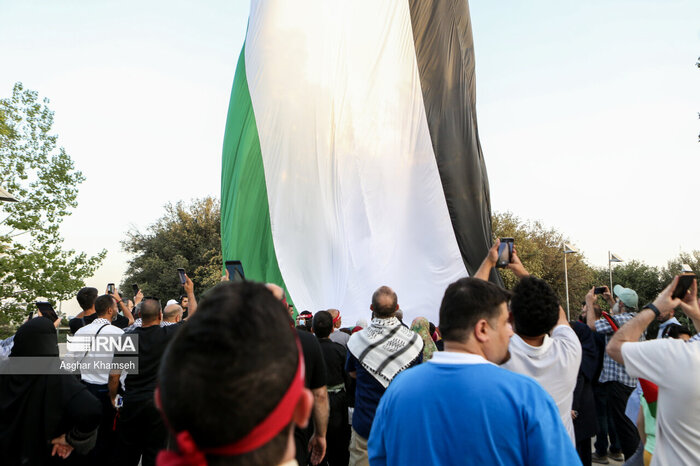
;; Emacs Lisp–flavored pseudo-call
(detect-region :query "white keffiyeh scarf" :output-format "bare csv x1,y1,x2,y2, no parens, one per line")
347,316,423,388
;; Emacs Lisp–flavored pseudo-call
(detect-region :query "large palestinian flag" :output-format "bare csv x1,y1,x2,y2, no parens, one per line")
221,0,493,325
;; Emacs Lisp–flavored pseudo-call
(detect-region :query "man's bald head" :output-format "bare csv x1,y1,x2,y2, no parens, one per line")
163,303,183,323
141,298,162,324
371,286,398,318
328,309,341,329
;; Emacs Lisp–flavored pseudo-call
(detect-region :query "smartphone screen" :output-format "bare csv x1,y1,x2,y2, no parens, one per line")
177,268,186,285
225,260,246,283
672,274,696,299
107,283,115,294
496,238,514,268
35,301,59,323
132,284,139,295
594,287,607,295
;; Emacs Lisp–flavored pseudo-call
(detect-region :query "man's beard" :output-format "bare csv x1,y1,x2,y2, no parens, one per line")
498,349,511,365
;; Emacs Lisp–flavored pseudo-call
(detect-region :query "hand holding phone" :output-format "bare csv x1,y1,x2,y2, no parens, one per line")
224,260,246,283
495,238,514,269
672,273,696,300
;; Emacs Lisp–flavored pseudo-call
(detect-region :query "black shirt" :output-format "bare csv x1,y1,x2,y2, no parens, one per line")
295,329,327,466
297,329,327,389
69,313,130,334
122,323,183,403
317,338,346,387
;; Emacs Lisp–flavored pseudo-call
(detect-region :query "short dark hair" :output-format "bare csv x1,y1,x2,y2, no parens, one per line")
439,278,511,343
510,276,560,337
95,294,116,317
141,298,162,323
664,324,693,339
372,286,397,318
312,311,333,339
159,281,298,465
77,287,98,311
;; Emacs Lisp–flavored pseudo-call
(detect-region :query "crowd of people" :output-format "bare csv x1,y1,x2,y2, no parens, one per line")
0,240,699,466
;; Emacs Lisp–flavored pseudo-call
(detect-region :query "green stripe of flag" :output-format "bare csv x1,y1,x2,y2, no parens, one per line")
220,44,291,305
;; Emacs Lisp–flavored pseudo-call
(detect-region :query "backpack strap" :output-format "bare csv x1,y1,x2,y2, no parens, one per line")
79,323,111,364
601,311,620,332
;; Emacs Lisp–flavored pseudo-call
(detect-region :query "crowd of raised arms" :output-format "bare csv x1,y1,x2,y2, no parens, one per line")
0,240,699,466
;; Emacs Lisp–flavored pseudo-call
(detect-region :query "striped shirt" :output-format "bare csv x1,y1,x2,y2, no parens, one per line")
595,312,642,387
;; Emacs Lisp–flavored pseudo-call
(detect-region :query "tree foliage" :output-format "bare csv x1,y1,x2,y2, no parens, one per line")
492,212,595,313
492,211,698,334
0,82,105,336
121,197,221,303
593,261,662,310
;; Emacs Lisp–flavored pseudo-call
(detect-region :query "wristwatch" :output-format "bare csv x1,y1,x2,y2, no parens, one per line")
642,303,661,318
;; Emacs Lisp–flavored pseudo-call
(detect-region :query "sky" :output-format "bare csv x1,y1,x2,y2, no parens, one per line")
1,0,698,316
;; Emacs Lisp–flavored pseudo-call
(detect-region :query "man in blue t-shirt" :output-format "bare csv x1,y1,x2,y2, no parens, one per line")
368,278,581,466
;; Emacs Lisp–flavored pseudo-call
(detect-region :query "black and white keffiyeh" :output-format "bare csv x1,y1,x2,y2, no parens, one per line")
347,316,423,388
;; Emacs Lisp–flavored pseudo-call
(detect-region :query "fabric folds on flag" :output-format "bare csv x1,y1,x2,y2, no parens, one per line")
221,0,493,325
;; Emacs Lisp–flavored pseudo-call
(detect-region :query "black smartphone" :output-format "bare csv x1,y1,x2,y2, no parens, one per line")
35,301,59,323
177,268,186,285
132,284,139,295
495,238,514,269
594,287,607,295
671,273,696,300
225,260,246,282
107,283,115,294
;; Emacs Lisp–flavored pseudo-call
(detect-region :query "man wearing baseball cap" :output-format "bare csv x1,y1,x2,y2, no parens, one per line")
586,284,642,462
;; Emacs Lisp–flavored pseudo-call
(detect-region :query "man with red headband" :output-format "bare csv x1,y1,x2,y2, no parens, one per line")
328,309,350,348
156,281,315,465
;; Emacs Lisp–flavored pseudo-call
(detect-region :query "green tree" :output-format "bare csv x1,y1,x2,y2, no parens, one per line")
0,82,105,337
593,260,662,309
492,212,595,315
121,197,221,303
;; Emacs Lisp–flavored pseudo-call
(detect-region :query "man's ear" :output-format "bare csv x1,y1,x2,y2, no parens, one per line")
474,319,489,344
293,388,314,429
370,305,374,311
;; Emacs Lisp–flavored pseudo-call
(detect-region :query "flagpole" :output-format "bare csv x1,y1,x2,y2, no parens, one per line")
564,251,570,321
608,250,613,292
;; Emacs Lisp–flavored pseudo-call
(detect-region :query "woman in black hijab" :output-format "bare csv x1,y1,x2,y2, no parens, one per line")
0,316,101,465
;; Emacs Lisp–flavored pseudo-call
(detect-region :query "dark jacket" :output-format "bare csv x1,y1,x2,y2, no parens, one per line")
572,321,599,441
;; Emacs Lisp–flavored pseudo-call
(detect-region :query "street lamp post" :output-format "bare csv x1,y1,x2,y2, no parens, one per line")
563,244,577,321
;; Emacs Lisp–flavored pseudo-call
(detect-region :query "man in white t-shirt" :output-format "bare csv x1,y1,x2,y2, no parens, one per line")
66,294,126,463
476,240,582,444
607,276,700,466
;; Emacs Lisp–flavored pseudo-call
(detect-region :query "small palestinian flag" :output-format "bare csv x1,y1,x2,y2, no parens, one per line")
221,0,493,325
